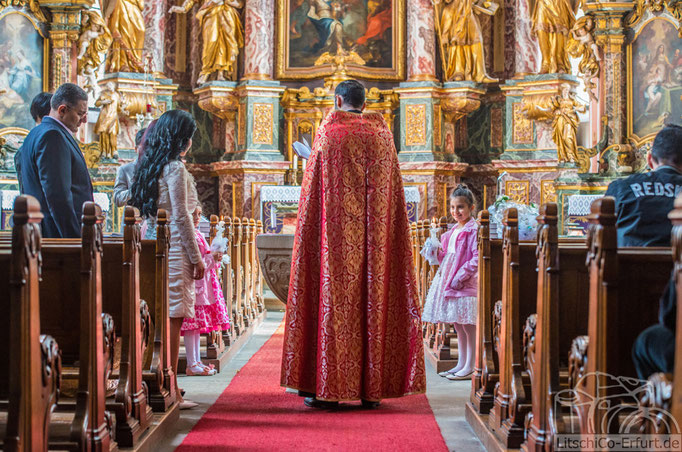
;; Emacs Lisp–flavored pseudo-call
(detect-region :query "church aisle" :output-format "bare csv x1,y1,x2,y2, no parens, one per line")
158,312,483,451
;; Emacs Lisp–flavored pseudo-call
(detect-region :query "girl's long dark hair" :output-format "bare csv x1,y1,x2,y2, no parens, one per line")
129,110,196,218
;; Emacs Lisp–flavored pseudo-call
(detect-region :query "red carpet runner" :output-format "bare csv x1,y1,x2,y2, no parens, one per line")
176,322,448,451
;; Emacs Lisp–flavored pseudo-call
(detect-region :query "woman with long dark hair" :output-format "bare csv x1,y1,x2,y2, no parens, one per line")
129,109,204,408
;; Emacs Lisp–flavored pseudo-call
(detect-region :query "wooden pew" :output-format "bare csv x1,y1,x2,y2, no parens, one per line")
471,210,500,415
521,203,590,451
487,208,537,448
255,220,265,313
0,195,62,451
230,218,245,335
139,210,176,412
221,217,236,346
40,202,114,451
99,207,152,446
572,197,671,436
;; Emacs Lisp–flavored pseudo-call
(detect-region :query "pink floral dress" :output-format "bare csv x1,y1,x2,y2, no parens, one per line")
181,230,231,334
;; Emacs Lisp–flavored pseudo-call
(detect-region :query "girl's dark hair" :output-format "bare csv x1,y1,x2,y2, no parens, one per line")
451,183,476,207
129,110,196,218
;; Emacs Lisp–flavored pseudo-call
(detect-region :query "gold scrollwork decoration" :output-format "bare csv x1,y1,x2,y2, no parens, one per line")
405,104,427,146
541,180,557,205
252,103,274,145
512,102,533,144
505,180,530,204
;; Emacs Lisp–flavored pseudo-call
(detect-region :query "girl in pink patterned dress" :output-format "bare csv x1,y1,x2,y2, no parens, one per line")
182,206,231,376
422,185,479,380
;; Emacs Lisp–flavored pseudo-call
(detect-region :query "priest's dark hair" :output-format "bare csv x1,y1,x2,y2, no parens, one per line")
129,110,196,218
30,92,52,123
335,79,365,109
651,124,682,167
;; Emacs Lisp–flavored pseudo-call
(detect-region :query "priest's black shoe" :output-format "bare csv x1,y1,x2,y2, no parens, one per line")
304,397,339,409
361,399,380,409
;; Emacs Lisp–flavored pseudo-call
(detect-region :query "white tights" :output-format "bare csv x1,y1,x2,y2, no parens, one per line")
184,330,203,372
451,322,477,376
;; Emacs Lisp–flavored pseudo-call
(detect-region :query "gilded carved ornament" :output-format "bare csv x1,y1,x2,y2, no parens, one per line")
630,0,682,37
440,96,481,122
0,0,47,22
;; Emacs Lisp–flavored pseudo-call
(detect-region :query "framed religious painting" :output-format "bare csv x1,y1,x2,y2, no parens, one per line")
275,0,405,81
0,9,48,132
627,16,682,145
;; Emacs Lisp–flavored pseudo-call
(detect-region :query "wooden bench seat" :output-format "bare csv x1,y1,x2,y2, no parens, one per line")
0,196,61,451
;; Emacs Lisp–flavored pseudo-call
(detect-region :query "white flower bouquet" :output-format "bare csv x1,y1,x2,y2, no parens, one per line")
488,195,539,241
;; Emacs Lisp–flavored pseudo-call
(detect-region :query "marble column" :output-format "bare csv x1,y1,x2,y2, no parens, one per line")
406,0,437,82
143,0,168,74
242,0,275,80
504,0,539,77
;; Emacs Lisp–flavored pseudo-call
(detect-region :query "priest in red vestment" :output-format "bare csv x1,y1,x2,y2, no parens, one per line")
280,80,426,408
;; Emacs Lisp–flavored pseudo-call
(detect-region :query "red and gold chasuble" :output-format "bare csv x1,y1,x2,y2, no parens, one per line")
280,110,426,401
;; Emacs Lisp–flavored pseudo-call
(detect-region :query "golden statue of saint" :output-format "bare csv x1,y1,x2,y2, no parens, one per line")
102,0,146,73
523,84,586,163
170,0,244,84
434,0,497,83
94,82,121,159
550,85,586,163
530,0,577,73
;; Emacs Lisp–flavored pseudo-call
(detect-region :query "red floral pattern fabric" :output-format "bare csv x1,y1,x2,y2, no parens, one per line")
280,111,426,401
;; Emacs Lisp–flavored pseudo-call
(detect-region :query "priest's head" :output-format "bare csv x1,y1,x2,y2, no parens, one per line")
334,79,366,112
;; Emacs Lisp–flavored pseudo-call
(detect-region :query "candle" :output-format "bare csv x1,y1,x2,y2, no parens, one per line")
293,154,298,170
302,158,307,172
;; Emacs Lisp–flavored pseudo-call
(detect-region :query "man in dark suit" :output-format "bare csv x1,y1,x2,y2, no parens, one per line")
18,83,93,238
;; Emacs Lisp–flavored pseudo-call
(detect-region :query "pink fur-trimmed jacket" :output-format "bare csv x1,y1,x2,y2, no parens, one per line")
437,218,479,298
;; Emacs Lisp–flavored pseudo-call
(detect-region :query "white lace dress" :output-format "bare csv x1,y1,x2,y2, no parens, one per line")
152,160,202,318
421,228,478,325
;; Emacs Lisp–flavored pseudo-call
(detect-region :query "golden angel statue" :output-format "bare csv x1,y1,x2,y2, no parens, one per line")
94,82,121,159
170,0,244,84
433,0,498,83
567,16,600,101
530,0,579,73
77,11,113,95
101,0,146,73
524,83,587,163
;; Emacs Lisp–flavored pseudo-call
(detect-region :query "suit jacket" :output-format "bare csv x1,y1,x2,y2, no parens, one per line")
18,116,94,238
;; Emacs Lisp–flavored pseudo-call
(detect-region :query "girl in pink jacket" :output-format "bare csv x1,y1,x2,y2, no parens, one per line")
181,206,231,377
422,184,479,380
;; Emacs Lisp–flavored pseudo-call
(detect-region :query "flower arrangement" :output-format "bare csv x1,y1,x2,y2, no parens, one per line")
488,195,539,241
